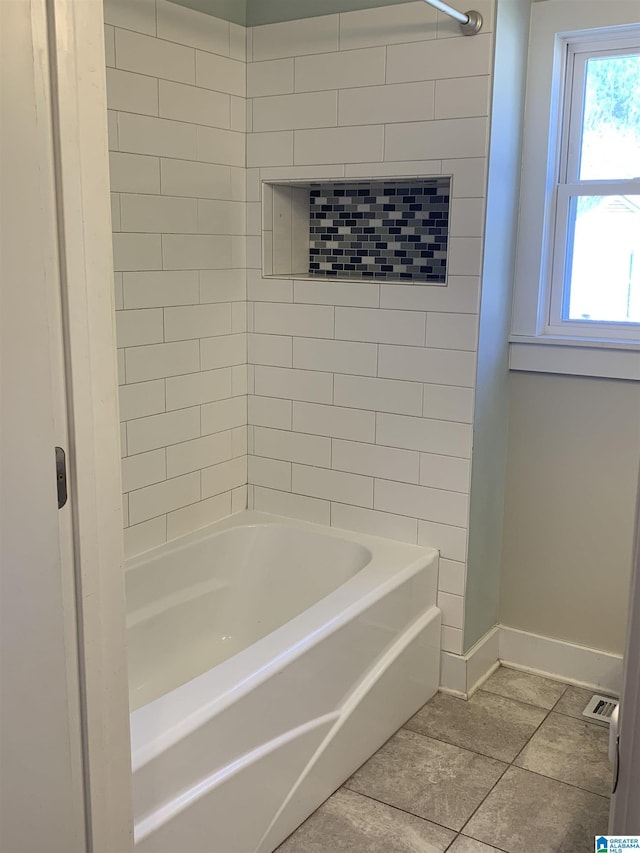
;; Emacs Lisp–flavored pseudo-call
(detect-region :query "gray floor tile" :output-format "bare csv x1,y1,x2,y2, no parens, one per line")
463,766,610,853
481,667,567,709
448,838,503,853
345,728,507,832
404,691,547,762
514,712,612,797
276,788,455,853
554,685,617,727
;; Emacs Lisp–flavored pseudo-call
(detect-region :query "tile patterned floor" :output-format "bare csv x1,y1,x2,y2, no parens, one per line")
276,668,613,853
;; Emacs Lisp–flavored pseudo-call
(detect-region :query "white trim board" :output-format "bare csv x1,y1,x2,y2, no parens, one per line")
48,3,133,849
439,625,623,698
499,626,623,697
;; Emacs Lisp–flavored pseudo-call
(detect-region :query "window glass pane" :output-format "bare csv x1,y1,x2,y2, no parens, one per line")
579,53,640,180
566,195,640,323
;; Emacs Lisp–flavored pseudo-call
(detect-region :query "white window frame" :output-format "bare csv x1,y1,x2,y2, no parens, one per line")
548,36,640,340
510,1,640,381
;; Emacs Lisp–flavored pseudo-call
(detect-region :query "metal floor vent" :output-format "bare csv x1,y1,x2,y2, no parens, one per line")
583,694,619,723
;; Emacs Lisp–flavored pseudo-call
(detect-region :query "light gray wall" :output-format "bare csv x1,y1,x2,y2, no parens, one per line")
168,0,420,25
463,0,531,652
247,0,419,25
500,372,640,655
169,0,247,25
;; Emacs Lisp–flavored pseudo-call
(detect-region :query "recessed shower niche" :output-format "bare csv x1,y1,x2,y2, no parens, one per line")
262,177,451,285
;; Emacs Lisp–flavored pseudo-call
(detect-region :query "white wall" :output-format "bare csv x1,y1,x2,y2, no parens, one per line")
498,0,640,658
464,0,531,652
104,0,248,556
500,372,640,655
245,0,495,657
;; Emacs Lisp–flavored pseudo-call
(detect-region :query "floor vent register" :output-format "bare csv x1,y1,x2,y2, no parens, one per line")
583,694,619,723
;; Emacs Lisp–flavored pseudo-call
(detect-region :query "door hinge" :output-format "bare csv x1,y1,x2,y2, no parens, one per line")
55,446,68,509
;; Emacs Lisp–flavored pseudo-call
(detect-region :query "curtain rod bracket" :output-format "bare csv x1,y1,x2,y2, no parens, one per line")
422,1,483,35
460,10,483,36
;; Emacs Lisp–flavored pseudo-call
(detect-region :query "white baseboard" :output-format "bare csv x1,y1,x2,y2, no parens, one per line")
499,626,623,696
439,624,623,699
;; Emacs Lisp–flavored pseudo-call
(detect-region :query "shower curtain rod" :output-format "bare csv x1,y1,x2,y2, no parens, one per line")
423,0,483,35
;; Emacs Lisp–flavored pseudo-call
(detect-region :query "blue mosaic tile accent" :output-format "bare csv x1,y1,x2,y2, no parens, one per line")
308,178,450,283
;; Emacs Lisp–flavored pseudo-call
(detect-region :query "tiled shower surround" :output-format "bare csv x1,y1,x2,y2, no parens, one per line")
308,179,451,282
246,1,491,665
106,0,494,665
105,0,248,558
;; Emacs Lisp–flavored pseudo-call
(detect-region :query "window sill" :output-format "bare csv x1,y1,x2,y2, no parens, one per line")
509,336,640,381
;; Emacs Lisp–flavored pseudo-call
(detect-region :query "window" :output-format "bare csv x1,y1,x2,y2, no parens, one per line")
549,37,640,337
510,2,640,380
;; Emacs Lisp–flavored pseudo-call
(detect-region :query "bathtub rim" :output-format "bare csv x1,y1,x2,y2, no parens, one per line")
125,509,426,573
128,510,439,771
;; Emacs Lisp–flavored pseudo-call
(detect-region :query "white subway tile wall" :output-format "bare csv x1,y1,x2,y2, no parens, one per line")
245,1,493,656
106,0,493,658
106,0,246,557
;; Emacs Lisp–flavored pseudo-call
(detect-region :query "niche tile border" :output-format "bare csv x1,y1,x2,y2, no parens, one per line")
262,177,451,286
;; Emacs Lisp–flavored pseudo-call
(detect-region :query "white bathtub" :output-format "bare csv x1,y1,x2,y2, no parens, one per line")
127,511,441,853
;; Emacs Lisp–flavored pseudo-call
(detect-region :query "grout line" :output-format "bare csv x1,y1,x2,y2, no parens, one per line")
500,763,612,801
505,704,554,769
477,686,567,713
550,706,611,728
341,785,460,836
443,831,512,853
111,146,481,175
126,486,236,533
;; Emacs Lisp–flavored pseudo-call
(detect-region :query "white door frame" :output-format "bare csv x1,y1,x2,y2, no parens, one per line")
610,470,640,833
46,1,133,850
